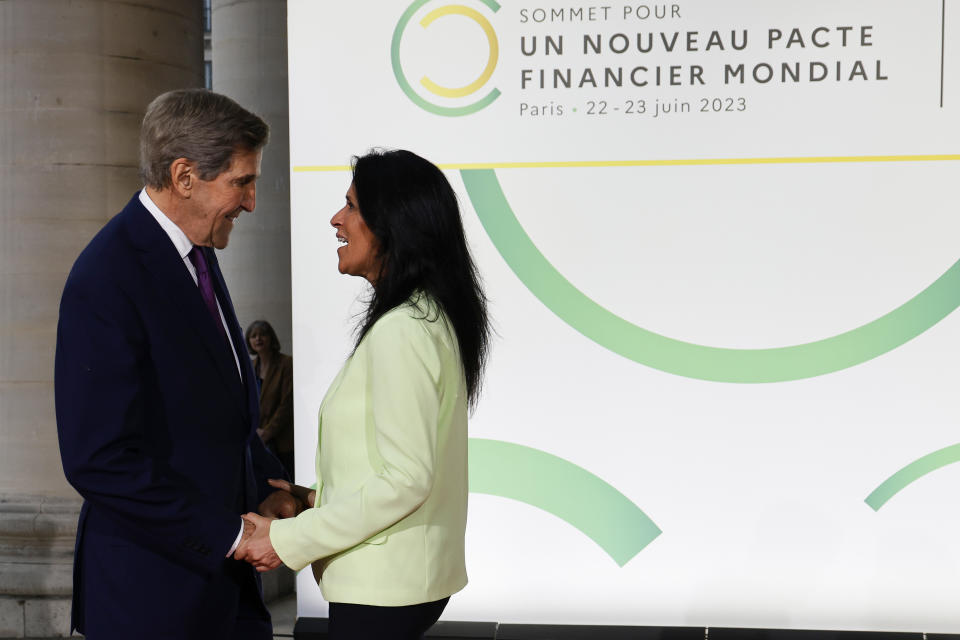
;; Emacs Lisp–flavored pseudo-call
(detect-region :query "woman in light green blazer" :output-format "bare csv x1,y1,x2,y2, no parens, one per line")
237,149,490,640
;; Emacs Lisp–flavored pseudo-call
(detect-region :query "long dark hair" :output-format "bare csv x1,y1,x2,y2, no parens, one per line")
351,149,490,406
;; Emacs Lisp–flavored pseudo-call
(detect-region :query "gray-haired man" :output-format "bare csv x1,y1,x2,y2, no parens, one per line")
56,89,297,640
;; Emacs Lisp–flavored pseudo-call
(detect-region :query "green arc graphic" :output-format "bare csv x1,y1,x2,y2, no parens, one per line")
310,438,658,565
461,168,960,383
865,443,960,510
468,438,660,567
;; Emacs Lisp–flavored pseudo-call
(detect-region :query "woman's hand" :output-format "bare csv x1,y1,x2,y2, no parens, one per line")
235,513,283,572
268,478,316,508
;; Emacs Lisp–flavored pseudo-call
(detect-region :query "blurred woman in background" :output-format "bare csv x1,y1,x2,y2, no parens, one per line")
246,319,294,477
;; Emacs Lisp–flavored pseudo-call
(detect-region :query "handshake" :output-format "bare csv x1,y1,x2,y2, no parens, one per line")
234,478,316,572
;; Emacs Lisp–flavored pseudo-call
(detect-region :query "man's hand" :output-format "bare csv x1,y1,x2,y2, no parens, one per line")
268,478,316,508
235,513,282,572
259,487,303,519
241,516,256,544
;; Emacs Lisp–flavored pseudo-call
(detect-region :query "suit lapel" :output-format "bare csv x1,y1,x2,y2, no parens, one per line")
205,247,258,426
123,197,248,416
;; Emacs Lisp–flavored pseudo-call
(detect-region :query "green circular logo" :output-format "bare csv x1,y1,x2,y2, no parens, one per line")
392,0,502,116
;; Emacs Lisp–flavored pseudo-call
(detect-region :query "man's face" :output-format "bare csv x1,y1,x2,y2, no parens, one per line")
183,148,262,249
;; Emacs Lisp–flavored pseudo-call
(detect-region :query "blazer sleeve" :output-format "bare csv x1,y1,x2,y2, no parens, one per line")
55,272,241,574
268,312,442,571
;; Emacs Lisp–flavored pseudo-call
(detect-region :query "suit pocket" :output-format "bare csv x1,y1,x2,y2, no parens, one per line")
362,533,388,545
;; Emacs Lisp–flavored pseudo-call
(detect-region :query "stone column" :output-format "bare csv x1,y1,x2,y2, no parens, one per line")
211,0,295,601
0,1,202,635
211,0,292,354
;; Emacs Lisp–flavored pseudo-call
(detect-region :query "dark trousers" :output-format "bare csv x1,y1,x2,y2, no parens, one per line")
328,597,449,640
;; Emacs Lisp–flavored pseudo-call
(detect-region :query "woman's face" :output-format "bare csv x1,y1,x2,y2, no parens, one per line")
248,329,270,355
330,182,382,283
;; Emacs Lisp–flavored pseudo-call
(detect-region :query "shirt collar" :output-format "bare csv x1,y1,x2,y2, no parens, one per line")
139,188,194,260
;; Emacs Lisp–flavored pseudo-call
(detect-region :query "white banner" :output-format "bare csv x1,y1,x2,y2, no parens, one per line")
289,0,960,631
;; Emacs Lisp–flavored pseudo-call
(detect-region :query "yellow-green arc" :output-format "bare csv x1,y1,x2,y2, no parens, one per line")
468,439,660,566
459,163,960,383
293,153,960,172
304,438,661,567
866,443,960,511
418,5,499,99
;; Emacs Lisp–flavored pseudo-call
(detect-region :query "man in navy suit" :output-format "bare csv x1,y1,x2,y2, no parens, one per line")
55,89,298,639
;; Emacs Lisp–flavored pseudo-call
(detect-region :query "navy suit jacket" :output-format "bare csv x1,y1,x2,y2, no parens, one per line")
55,193,286,639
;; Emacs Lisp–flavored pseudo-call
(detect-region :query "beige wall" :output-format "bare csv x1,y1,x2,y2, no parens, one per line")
0,0,204,497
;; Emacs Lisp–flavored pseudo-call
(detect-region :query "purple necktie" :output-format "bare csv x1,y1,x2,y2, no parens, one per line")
187,246,229,344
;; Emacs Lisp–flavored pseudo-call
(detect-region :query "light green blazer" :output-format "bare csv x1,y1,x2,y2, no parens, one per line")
269,295,469,606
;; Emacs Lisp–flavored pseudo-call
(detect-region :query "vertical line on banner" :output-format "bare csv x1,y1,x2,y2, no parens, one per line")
941,0,946,107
